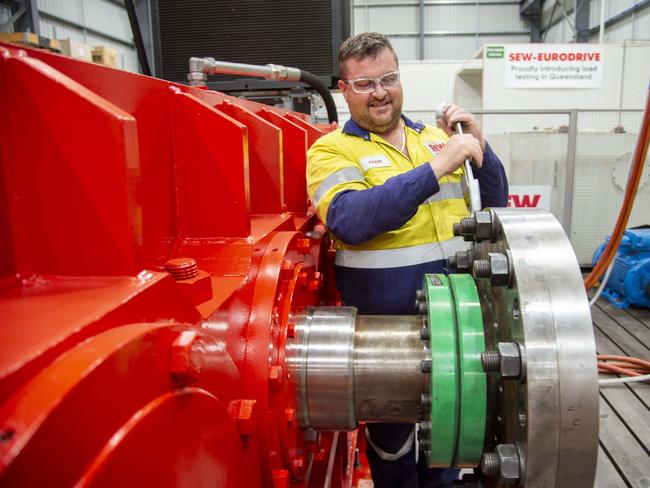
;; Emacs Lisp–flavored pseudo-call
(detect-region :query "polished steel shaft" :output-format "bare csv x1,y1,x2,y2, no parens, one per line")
353,315,428,423
290,309,428,430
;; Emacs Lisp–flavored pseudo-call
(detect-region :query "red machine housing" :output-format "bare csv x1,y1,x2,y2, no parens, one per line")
0,42,360,487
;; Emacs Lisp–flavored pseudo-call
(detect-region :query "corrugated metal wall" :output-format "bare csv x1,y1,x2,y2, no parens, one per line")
353,0,530,60
36,0,137,71
6,2,645,71
542,0,650,43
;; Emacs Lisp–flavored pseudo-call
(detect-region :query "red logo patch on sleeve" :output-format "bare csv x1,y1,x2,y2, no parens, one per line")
425,141,446,155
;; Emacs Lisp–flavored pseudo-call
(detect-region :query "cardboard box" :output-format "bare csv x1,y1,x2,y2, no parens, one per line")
92,46,118,68
58,39,93,61
0,32,60,52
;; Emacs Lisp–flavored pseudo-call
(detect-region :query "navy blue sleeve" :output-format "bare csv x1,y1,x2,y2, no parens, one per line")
473,142,508,208
327,163,439,246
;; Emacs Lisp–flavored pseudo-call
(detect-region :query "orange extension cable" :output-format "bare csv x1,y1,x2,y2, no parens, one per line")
584,85,650,290
597,354,650,384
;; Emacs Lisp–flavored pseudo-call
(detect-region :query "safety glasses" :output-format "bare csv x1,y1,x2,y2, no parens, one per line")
343,70,400,94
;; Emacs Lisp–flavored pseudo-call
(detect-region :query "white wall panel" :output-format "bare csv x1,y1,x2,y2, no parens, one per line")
425,35,479,58
399,60,465,109
479,4,529,32
479,34,530,45
356,0,415,5
84,0,132,44
354,7,368,32
425,4,478,32
634,7,650,37
605,15,636,41
367,6,417,33
354,0,530,59
388,35,418,59
611,0,636,15
39,17,86,43
38,0,84,24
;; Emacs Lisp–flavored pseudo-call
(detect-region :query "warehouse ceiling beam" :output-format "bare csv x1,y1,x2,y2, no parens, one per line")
575,0,590,42
0,4,24,32
419,0,425,60
587,0,650,36
10,0,38,35
519,0,542,42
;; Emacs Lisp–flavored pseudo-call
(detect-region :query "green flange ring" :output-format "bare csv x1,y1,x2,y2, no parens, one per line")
448,274,487,466
424,274,458,466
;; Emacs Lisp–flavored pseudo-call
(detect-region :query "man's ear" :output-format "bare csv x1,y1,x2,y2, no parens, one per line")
338,79,348,101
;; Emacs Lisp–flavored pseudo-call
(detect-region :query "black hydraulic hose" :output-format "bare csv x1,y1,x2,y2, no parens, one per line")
125,0,151,76
299,69,338,124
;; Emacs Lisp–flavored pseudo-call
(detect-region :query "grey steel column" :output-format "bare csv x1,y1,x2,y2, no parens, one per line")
562,109,578,237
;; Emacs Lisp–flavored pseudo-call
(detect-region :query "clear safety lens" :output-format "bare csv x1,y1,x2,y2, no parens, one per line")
348,71,400,93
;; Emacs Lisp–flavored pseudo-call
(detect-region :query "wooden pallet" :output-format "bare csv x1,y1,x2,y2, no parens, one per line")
592,299,650,487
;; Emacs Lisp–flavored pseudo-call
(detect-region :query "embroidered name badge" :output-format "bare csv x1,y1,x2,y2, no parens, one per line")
424,140,446,156
359,154,391,172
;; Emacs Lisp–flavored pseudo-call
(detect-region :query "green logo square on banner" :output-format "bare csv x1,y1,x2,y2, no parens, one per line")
486,46,504,59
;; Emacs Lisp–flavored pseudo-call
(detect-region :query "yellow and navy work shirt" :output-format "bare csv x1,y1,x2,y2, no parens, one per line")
306,115,508,314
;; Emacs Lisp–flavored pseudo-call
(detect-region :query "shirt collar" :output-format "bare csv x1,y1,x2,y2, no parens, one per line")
342,114,425,140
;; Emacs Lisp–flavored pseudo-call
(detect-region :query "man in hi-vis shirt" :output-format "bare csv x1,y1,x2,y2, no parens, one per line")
307,32,508,487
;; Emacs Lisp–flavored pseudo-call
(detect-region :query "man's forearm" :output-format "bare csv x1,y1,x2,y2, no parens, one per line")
326,164,439,245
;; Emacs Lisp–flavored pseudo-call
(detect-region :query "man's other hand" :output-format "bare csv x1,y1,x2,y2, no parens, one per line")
429,134,483,181
436,104,486,152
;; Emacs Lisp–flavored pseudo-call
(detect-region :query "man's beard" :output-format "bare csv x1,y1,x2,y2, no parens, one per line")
356,96,402,134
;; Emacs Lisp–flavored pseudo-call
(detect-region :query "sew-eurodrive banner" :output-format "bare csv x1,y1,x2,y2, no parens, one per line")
503,44,603,88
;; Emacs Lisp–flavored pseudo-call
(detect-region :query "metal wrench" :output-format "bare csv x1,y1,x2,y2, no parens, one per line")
435,103,482,214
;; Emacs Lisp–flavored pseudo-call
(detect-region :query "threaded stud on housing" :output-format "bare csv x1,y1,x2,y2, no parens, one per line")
481,350,501,372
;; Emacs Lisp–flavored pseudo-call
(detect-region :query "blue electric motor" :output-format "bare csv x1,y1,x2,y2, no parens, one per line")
593,228,650,309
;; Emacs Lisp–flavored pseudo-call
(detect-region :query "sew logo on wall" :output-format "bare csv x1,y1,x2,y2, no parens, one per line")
425,141,446,156
508,185,552,210
503,44,603,89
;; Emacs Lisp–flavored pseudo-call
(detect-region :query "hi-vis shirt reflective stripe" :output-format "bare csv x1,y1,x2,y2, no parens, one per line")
306,115,471,263
313,166,364,207
422,181,465,205
335,237,470,269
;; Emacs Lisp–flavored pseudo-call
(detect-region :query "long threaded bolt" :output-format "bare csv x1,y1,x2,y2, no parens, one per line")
459,217,478,235
481,351,501,372
480,451,500,476
165,257,199,280
472,259,491,279
452,223,462,236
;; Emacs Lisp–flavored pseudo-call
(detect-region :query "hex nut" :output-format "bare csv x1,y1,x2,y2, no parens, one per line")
496,444,521,484
474,210,493,241
497,342,521,379
488,252,510,287
455,250,474,272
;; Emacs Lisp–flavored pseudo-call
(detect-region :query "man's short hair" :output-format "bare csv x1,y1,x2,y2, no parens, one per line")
338,32,398,80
